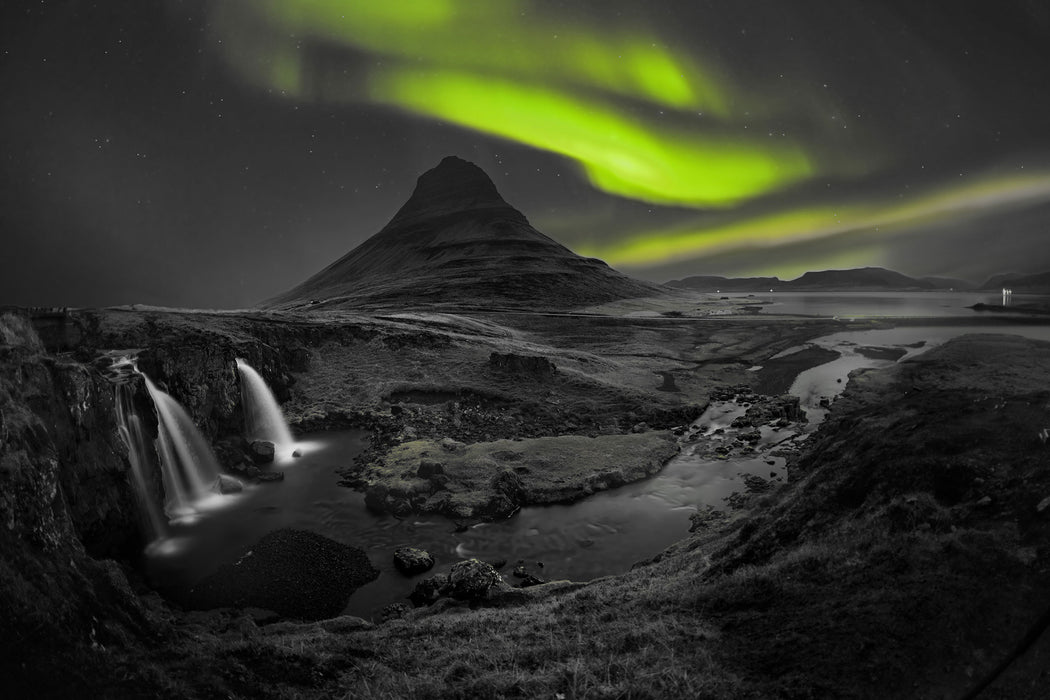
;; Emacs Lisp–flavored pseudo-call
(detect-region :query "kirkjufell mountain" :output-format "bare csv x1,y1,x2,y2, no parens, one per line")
263,156,665,310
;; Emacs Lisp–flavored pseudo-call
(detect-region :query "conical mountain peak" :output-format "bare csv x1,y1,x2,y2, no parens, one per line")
263,156,666,310
390,155,513,225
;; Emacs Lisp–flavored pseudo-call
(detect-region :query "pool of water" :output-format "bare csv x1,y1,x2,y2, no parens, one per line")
144,401,783,619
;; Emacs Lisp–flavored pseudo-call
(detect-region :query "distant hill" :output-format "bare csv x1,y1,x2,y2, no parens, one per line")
665,275,782,292
667,267,954,292
262,157,666,310
918,276,975,291
980,271,1050,292
787,267,935,290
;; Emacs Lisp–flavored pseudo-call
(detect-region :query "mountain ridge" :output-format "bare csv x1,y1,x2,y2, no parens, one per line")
667,266,978,292
263,156,665,310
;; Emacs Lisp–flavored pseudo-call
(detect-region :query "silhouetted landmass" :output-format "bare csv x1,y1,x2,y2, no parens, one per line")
666,275,782,292
919,276,976,290
667,266,952,292
980,270,1050,293
788,267,934,289
263,156,666,311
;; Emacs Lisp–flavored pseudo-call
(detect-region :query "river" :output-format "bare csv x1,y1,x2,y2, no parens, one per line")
144,294,1050,619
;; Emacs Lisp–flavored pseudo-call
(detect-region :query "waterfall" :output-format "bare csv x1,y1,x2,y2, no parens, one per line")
114,382,166,541
140,373,223,518
235,358,295,458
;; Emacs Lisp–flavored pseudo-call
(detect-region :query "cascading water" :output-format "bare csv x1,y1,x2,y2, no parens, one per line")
114,381,167,542
140,372,223,519
235,358,295,458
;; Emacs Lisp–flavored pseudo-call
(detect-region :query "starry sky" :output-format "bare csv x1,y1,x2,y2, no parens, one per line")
3,0,1050,308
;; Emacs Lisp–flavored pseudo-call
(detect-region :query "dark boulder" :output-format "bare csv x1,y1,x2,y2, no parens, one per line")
410,573,450,607
417,458,444,478
256,471,285,483
250,440,275,464
185,528,378,620
447,558,503,601
215,474,244,494
511,564,546,588
393,546,435,576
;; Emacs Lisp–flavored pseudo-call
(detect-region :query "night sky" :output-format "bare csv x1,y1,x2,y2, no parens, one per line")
3,0,1050,308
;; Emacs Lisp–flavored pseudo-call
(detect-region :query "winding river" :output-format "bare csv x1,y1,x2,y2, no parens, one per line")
145,295,1050,619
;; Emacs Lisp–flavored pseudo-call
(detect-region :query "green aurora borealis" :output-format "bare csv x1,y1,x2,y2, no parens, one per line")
212,0,815,207
205,0,1050,281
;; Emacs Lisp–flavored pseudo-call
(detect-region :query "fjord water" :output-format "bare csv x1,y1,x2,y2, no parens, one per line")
235,358,295,458
742,290,1042,318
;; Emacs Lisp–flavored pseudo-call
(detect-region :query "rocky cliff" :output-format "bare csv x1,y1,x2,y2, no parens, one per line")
0,313,166,695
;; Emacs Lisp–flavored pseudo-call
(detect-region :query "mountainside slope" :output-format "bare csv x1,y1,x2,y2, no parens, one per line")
263,157,665,310
981,270,1050,292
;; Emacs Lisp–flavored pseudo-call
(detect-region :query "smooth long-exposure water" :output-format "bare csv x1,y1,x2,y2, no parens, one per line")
145,295,1050,619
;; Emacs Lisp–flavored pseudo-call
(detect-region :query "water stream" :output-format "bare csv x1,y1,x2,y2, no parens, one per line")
142,319,1050,620
236,358,296,459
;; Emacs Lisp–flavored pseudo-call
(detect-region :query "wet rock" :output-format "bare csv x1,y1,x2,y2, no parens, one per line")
448,558,502,601
976,495,993,507
740,430,762,444
630,421,650,433
379,603,410,622
256,471,285,483
743,474,772,492
417,458,444,478
515,572,546,588
511,563,546,588
393,546,435,576
215,474,244,494
229,462,261,479
250,440,275,464
409,573,450,607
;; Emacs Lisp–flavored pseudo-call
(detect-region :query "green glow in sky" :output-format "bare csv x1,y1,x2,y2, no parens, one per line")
251,0,725,113
369,69,811,206
209,0,814,206
578,172,1050,269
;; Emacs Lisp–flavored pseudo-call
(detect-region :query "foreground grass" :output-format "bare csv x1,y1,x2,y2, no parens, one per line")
11,332,1050,699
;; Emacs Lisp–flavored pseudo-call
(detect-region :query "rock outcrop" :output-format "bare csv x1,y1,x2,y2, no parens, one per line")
409,558,504,606
183,528,379,620
393,546,435,576
0,314,166,695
